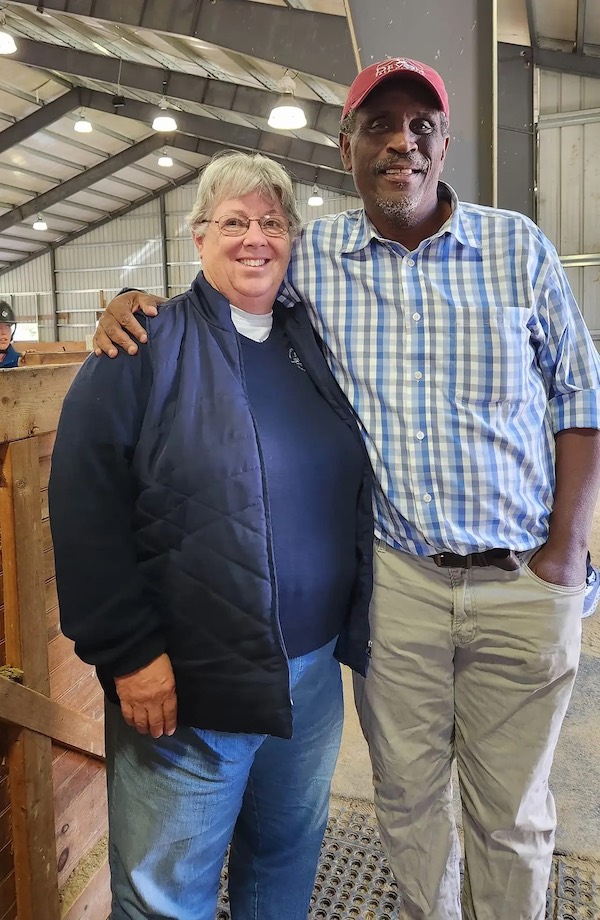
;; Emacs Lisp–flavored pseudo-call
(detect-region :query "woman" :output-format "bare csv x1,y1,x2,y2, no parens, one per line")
49,151,373,920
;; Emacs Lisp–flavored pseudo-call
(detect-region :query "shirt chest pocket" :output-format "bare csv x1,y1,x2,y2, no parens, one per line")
441,305,530,405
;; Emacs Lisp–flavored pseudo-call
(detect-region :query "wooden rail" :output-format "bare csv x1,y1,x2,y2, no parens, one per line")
12,342,87,354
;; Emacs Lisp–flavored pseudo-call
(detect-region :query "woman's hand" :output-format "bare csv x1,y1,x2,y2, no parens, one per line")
93,291,166,358
114,652,177,738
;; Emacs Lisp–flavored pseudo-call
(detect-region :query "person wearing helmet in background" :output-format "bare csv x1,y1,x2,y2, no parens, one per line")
0,301,22,368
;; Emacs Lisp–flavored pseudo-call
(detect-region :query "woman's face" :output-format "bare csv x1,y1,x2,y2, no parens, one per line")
193,191,293,314
0,323,12,350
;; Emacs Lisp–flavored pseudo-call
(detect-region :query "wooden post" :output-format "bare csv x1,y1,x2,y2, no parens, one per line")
0,438,61,920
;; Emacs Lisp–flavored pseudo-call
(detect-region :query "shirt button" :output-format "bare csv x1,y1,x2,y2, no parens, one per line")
414,371,423,380
412,312,421,322
416,431,425,440
423,493,432,503
406,258,415,267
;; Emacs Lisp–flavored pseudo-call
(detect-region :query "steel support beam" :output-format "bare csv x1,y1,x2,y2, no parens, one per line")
160,131,350,189
49,246,58,338
82,90,345,173
343,0,496,206
534,47,600,78
576,0,587,55
11,38,342,137
0,88,351,241
7,0,355,84
0,138,356,279
525,0,539,48
0,88,80,155
497,44,534,218
159,193,168,298
0,134,164,233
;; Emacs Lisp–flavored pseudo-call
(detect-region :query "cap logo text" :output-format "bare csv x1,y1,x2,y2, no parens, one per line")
375,58,425,78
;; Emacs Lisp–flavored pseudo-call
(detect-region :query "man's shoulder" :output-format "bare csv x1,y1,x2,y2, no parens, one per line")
297,209,364,247
458,200,552,250
460,201,543,236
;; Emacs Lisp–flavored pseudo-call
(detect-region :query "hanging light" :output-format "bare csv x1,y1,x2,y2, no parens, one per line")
267,73,307,130
152,72,178,135
0,12,16,54
74,109,93,133
33,214,48,231
158,148,173,168
307,183,324,207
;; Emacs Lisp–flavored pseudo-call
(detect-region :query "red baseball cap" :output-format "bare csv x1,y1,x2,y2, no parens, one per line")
342,57,449,123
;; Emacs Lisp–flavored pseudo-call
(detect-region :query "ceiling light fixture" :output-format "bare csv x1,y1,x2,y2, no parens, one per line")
0,13,17,54
33,214,48,231
74,109,93,133
307,183,324,207
158,148,173,168
267,73,307,130
112,58,125,110
152,76,178,132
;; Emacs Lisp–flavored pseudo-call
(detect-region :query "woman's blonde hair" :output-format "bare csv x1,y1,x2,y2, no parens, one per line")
187,151,302,239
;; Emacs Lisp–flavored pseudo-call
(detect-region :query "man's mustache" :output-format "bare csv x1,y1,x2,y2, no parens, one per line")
373,157,428,174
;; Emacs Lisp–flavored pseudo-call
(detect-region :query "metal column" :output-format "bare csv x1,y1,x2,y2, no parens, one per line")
343,0,497,206
49,246,58,341
159,194,169,298
497,43,535,218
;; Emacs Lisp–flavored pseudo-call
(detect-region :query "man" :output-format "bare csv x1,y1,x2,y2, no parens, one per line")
94,59,600,920
0,301,21,368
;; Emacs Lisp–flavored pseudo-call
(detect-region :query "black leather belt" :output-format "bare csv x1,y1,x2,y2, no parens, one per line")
431,549,520,571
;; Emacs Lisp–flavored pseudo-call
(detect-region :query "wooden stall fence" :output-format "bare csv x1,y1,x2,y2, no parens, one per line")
12,343,91,369
0,365,109,920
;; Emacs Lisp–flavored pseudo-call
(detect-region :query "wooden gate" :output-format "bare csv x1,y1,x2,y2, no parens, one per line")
0,365,109,920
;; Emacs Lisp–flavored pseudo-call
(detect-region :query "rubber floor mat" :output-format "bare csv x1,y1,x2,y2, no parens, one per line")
217,801,600,919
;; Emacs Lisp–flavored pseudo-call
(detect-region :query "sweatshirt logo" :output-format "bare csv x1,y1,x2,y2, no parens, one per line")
288,347,306,371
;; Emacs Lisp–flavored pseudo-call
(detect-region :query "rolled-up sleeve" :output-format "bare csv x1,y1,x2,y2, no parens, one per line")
534,244,600,433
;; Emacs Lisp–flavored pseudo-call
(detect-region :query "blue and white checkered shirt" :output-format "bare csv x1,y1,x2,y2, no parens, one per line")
278,184,600,556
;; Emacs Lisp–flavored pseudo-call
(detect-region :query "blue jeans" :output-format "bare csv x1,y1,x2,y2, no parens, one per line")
105,638,344,920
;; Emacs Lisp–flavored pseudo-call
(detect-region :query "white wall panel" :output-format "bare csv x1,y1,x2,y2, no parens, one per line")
54,200,163,338
559,124,583,256
538,69,600,342
583,122,600,254
539,71,600,115
165,180,198,296
0,252,54,340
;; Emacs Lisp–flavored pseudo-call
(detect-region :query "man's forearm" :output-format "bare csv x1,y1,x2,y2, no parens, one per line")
547,428,600,558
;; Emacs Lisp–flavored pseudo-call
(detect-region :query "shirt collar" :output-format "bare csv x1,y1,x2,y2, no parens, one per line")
340,181,481,254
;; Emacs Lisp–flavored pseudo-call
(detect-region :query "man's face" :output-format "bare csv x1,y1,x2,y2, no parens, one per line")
0,323,12,350
340,79,449,237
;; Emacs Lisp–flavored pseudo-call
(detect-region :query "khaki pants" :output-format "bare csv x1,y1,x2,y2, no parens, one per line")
354,543,584,920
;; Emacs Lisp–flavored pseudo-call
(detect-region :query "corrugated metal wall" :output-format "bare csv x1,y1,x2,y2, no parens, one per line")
0,180,360,339
55,201,163,341
538,70,600,339
0,253,55,341
164,183,197,297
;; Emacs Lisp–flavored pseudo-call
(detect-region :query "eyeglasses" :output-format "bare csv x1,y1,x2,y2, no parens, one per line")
202,214,291,237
